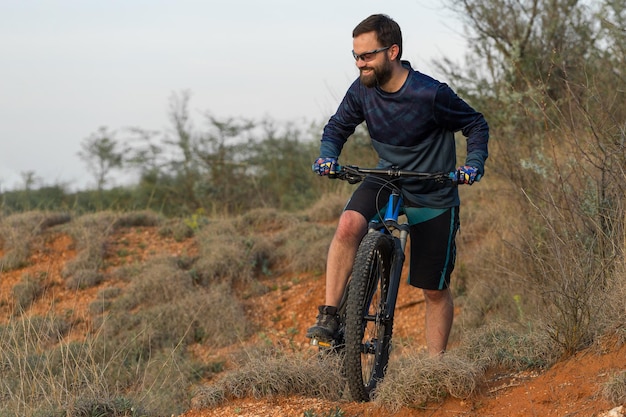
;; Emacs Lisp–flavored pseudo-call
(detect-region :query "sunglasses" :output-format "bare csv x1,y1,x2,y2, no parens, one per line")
352,46,391,62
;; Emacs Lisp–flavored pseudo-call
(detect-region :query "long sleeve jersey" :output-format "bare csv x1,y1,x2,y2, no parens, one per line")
319,61,489,208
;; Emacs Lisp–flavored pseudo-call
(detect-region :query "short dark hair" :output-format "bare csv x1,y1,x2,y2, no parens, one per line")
353,14,403,60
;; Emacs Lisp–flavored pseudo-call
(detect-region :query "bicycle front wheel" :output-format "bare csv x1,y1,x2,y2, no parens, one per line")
344,232,395,401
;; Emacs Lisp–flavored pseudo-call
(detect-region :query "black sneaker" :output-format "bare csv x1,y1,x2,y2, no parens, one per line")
306,305,339,342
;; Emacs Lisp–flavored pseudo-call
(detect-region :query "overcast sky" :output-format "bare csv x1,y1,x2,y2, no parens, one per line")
0,0,468,190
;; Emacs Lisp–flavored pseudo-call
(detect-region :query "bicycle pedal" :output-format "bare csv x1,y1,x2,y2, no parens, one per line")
310,338,332,348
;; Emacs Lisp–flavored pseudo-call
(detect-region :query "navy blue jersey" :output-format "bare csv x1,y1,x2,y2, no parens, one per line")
319,61,489,208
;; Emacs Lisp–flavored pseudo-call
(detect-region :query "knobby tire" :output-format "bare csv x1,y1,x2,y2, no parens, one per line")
344,232,395,401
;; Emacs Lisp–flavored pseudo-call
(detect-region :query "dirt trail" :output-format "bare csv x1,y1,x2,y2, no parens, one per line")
182,268,625,417
1,226,623,417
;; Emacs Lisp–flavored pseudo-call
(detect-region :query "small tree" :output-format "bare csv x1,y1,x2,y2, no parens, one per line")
78,126,126,191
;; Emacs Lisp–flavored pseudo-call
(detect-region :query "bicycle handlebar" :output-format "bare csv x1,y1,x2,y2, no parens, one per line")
329,164,458,186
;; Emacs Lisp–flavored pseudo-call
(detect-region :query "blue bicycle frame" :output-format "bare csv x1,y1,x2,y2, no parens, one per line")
367,189,410,322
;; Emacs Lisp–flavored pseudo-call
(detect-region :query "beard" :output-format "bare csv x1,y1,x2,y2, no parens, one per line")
359,56,393,88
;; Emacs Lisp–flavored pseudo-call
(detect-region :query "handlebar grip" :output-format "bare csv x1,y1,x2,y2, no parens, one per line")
327,164,343,179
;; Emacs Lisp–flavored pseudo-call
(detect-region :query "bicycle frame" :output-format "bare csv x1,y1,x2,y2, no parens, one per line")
367,189,409,324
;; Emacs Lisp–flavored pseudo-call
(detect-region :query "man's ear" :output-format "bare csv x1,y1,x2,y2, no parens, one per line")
389,44,400,61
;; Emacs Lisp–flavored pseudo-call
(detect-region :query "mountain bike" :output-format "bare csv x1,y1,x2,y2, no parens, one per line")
310,164,458,401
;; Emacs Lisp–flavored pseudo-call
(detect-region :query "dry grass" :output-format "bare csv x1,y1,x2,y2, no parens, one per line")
233,207,302,233
191,347,347,409
458,322,560,371
274,222,335,273
193,208,336,290
99,256,252,350
0,314,184,416
194,219,273,290
0,211,71,271
62,211,163,286
0,315,79,416
596,264,626,346
303,193,348,223
112,210,162,228
373,352,481,412
603,370,626,406
61,211,117,279
11,272,46,313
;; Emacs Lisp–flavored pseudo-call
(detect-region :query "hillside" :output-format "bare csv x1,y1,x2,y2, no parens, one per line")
0,218,624,417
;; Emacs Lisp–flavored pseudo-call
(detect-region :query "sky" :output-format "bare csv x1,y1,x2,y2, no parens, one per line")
0,0,469,191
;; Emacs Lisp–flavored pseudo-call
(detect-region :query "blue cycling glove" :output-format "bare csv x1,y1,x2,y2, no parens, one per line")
457,166,481,185
312,157,338,176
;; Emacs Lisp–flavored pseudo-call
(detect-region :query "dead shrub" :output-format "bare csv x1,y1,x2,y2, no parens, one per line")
100,295,237,362
303,193,347,223
111,257,194,310
100,257,251,350
603,371,626,406
89,284,123,317
458,322,560,371
38,212,72,230
194,220,276,290
112,210,162,228
12,272,46,313
596,263,626,344
0,211,70,271
62,212,117,277
514,192,619,355
68,397,144,417
191,348,346,408
373,352,481,412
65,269,104,290
275,222,335,274
159,218,195,241
233,207,300,233
0,314,70,352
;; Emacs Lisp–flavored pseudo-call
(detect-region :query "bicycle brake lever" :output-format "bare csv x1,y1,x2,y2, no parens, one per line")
347,175,361,184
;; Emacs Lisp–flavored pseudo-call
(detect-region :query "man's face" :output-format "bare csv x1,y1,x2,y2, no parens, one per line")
353,32,392,88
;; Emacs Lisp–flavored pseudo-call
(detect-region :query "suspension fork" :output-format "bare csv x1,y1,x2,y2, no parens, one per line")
379,189,410,321
384,227,408,321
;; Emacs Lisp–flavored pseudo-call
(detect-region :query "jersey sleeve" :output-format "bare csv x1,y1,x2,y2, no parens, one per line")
432,84,489,175
319,80,366,158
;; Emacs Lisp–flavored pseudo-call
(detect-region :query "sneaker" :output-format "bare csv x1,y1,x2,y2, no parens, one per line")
306,305,339,342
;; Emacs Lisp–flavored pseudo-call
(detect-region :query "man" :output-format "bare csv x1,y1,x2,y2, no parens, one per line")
305,14,489,356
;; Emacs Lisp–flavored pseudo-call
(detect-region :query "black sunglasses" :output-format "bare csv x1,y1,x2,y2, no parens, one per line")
352,46,391,62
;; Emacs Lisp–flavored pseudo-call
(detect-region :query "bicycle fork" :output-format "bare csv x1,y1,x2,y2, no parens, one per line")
383,232,407,322
372,190,409,323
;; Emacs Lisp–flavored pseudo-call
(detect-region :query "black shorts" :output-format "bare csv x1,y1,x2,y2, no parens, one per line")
344,177,460,291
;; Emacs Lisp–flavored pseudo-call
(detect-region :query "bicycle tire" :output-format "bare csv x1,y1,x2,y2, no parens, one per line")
344,232,395,401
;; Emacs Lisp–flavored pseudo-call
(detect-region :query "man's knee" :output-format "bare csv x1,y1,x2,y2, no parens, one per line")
334,210,367,242
423,288,452,304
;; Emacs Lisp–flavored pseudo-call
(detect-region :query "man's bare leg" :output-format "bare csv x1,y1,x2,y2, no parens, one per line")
306,210,368,341
423,288,454,356
324,210,368,307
